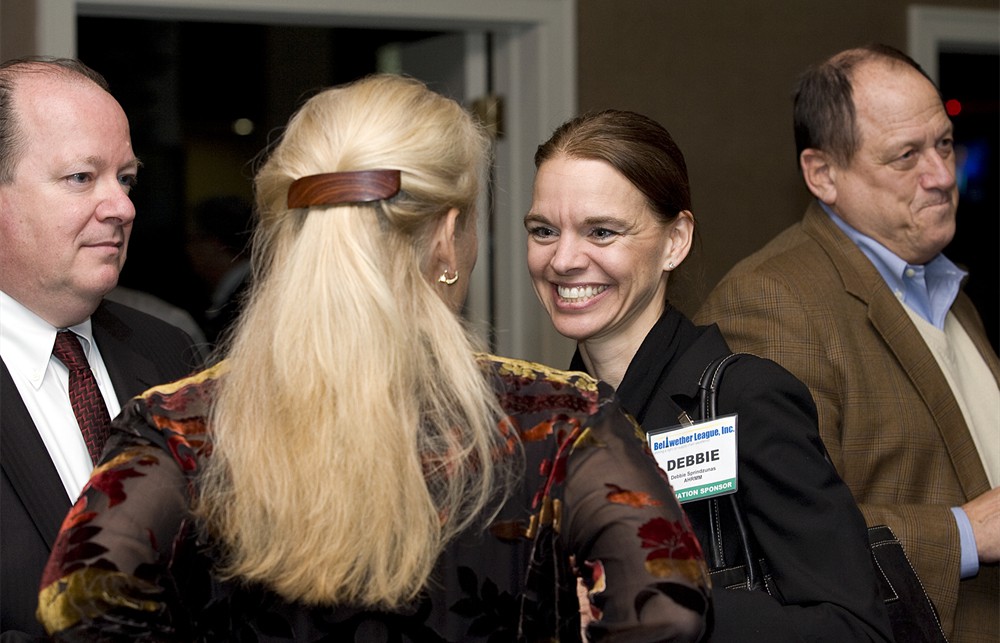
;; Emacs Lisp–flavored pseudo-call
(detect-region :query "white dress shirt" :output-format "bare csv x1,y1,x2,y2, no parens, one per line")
0,290,121,500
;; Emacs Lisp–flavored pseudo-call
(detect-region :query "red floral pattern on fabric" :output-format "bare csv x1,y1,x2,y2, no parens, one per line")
36,356,710,641
496,416,519,454
521,419,556,442
638,516,704,562
150,413,208,440
166,433,199,472
149,376,216,414
89,465,147,508
582,559,606,622
40,500,98,587
500,393,596,416
605,484,664,508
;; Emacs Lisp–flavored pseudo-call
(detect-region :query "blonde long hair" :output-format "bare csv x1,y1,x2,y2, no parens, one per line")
196,74,516,608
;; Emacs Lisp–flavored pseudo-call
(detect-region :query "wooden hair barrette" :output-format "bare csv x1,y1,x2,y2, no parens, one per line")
287,169,401,208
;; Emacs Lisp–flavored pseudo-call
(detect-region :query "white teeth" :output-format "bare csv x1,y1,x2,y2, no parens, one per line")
557,285,608,301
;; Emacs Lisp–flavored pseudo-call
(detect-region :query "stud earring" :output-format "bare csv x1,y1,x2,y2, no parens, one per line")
438,269,459,286
667,261,676,270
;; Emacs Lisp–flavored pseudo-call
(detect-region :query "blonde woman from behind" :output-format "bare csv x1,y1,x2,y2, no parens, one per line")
37,75,711,642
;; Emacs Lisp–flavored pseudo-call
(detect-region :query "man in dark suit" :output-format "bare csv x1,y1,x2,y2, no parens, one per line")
697,44,998,642
0,57,198,640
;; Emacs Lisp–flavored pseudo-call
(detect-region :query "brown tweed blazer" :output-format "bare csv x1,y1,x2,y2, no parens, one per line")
695,201,999,643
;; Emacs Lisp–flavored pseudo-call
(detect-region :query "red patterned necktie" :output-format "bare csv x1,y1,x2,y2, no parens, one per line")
52,331,112,464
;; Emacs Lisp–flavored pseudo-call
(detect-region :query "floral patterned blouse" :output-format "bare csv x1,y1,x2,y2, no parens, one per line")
37,355,710,642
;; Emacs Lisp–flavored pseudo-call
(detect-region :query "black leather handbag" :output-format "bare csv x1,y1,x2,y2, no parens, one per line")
697,353,949,643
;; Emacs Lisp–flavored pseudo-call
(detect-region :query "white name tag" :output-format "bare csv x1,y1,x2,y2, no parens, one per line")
647,414,739,504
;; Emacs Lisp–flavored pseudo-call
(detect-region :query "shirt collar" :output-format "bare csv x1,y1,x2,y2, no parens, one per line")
819,202,966,329
0,290,96,388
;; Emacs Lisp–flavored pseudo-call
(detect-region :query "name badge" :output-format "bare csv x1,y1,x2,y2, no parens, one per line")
647,414,738,504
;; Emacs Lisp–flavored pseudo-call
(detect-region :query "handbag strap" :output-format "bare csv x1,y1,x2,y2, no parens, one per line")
697,353,745,420
697,353,766,592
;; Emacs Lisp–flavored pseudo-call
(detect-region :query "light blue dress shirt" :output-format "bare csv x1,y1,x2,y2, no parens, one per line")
823,203,966,330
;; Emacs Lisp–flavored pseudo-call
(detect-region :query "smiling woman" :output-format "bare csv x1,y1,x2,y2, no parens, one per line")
526,109,895,642
526,154,690,374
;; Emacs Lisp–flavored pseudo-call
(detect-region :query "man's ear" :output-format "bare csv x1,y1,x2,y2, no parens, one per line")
800,148,838,205
429,207,461,277
663,210,694,271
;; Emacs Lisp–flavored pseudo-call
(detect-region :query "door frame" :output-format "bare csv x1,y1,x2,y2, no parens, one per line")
908,5,999,81
31,0,578,365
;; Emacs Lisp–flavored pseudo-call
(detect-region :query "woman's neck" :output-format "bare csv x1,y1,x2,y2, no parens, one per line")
578,332,645,390
578,301,666,390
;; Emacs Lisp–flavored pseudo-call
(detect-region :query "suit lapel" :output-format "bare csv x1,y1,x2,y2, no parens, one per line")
803,205,990,500
0,302,170,553
1,362,72,549
91,302,160,405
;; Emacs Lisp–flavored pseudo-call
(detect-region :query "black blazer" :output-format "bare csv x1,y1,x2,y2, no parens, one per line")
1,301,199,641
570,305,893,642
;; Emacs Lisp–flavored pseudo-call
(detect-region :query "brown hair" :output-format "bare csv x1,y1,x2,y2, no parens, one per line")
792,43,938,166
534,109,692,224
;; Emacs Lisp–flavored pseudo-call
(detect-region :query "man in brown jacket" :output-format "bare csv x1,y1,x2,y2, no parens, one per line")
696,44,998,643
